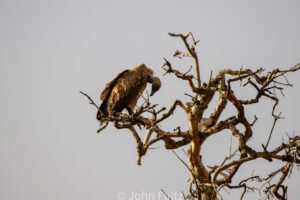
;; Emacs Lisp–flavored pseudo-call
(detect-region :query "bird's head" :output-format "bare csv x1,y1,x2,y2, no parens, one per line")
148,76,161,96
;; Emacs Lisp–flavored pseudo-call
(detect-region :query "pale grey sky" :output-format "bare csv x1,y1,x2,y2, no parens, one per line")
0,0,299,200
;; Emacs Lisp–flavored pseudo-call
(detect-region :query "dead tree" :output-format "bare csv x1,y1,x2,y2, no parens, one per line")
81,32,300,200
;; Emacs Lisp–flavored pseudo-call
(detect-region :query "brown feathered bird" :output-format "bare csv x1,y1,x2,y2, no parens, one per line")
97,64,161,120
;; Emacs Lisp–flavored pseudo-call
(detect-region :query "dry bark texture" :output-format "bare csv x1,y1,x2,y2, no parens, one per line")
81,32,300,200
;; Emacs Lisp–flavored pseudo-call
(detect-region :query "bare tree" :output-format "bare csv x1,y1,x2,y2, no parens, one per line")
81,33,300,200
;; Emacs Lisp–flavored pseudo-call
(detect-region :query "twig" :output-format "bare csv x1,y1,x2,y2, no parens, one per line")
160,190,172,200
265,112,282,149
79,91,99,109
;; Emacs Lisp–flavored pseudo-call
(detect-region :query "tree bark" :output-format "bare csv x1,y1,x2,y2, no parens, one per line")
188,103,216,200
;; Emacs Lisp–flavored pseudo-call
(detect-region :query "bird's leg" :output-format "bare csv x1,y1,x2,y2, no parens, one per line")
126,107,134,115
126,107,143,129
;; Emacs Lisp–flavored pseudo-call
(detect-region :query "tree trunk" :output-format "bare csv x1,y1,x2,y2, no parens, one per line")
188,106,216,200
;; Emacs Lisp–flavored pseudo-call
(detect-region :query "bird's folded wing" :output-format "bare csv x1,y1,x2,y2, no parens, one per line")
100,69,129,100
108,71,141,104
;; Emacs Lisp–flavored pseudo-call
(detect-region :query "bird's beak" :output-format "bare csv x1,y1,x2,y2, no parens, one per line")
150,77,161,96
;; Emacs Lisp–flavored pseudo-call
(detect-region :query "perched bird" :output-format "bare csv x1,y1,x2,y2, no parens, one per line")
97,64,161,120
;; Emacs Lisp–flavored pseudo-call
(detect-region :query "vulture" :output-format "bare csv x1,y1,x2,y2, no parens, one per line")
97,64,161,119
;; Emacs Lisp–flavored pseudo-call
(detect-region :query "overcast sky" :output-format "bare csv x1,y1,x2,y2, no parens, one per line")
0,0,299,200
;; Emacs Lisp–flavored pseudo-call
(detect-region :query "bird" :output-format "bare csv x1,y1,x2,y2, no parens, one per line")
97,64,161,120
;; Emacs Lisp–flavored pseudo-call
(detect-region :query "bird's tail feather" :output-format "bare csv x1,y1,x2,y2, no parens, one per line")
96,109,103,120
97,96,109,120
